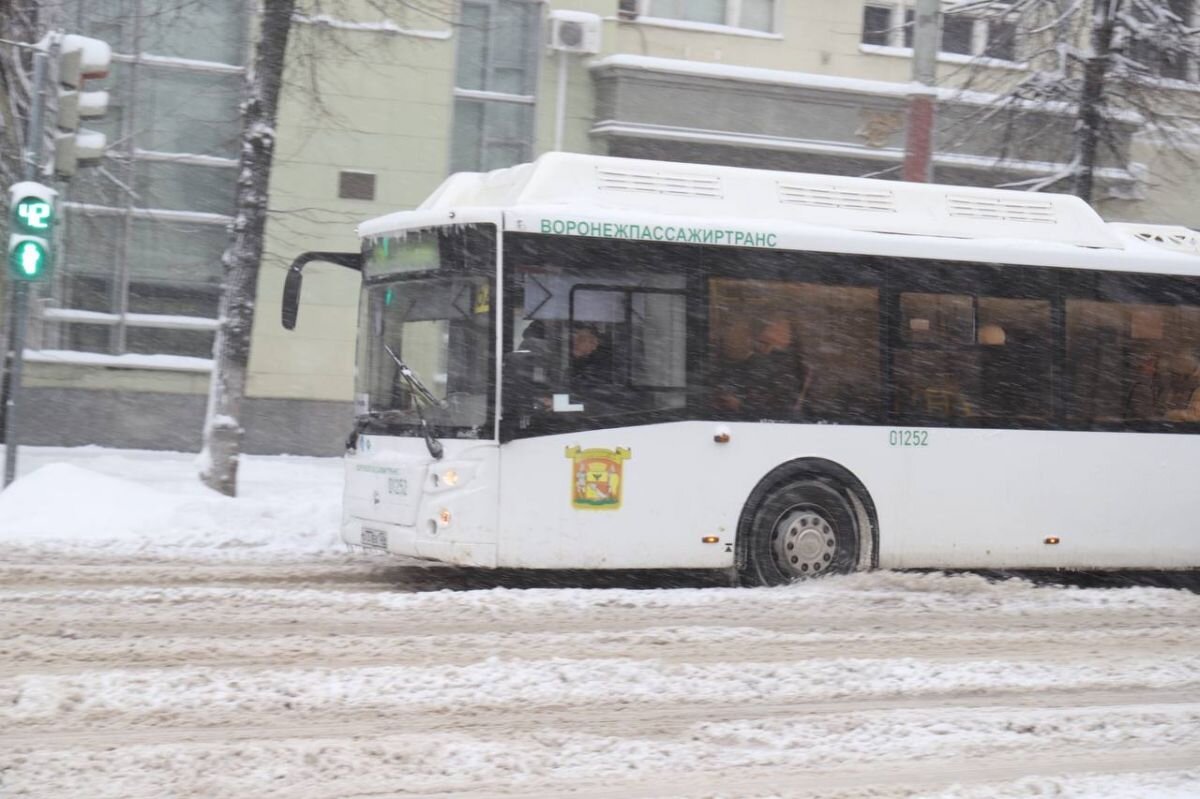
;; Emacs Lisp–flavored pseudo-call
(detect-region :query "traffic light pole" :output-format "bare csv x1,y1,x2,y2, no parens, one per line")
3,46,49,488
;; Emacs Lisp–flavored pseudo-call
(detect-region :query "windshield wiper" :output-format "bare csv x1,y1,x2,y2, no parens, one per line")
383,345,446,410
382,345,445,459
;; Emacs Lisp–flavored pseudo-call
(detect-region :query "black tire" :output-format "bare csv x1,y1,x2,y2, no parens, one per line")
739,477,861,586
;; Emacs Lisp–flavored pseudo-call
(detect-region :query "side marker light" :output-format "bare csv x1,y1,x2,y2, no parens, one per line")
702,536,720,544
1044,536,1061,545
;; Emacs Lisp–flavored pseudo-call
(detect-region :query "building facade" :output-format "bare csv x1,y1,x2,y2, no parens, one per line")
14,0,1200,454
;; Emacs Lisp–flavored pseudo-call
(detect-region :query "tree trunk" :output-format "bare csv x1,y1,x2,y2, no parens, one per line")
1074,0,1119,203
200,0,295,497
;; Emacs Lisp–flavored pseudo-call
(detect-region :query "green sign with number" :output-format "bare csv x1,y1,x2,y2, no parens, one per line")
12,197,53,233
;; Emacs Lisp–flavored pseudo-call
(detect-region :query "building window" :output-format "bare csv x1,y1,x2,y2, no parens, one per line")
338,171,376,201
642,0,775,33
861,2,1018,62
1127,0,1194,81
450,0,541,173
47,0,247,359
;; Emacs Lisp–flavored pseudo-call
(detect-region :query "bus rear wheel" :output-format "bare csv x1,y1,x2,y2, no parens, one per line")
740,478,861,586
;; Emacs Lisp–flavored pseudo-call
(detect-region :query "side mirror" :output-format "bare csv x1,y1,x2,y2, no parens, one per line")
281,251,363,331
282,267,303,330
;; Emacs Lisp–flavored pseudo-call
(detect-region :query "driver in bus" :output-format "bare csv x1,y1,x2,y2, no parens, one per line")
715,318,812,418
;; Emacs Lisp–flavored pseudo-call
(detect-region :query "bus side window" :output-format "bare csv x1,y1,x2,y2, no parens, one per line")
894,293,977,418
1067,298,1200,424
709,278,880,421
976,297,1052,420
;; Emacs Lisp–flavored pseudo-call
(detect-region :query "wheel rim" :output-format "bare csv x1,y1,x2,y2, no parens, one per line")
771,505,837,578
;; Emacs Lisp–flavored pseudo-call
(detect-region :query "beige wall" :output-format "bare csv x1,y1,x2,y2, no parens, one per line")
252,2,458,402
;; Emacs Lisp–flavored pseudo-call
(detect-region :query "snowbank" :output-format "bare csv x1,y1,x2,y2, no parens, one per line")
0,446,343,553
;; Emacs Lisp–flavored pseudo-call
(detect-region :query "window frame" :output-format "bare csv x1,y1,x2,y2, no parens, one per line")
449,0,543,173
635,0,778,35
861,1,1022,64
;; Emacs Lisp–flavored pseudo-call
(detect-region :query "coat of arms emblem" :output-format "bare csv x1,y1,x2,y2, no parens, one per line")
565,446,632,510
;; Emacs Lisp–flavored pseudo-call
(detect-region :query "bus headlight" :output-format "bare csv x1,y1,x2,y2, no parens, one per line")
429,463,474,491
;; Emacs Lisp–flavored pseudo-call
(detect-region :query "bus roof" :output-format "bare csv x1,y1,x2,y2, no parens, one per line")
358,153,1200,275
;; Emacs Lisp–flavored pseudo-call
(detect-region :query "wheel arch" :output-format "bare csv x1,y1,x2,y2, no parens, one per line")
735,457,880,573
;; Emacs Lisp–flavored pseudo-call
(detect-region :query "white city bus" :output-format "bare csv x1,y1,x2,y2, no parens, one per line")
283,153,1200,584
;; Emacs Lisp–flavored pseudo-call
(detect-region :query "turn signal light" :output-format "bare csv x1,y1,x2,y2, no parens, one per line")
702,536,720,544
1044,536,1061,545
438,509,452,526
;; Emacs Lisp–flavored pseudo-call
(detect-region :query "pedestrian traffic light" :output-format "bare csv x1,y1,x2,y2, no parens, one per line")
53,34,111,178
7,182,57,281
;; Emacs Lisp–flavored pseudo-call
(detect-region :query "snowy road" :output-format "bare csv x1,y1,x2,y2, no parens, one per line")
2,548,1198,798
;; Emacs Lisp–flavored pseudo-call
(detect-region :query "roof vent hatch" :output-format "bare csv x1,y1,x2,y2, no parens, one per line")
596,168,723,198
947,195,1057,224
778,184,895,212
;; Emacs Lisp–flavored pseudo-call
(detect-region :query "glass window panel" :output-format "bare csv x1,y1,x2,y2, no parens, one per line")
739,0,774,32
456,3,491,92
903,9,915,48
895,293,976,418
127,278,221,317
632,293,686,389
133,161,238,214
504,244,687,430
1067,299,1200,422
976,297,1052,418
709,279,880,421
649,0,725,24
129,219,226,286
134,68,242,157
450,99,485,172
125,326,215,358
61,212,122,281
862,6,893,45
985,19,1017,60
942,14,975,54
491,1,539,95
137,0,248,65
452,98,534,172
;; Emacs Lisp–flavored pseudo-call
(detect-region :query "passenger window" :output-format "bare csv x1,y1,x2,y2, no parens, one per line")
894,293,1052,421
709,278,880,421
977,297,1052,419
1067,299,1200,423
509,264,687,423
894,293,977,418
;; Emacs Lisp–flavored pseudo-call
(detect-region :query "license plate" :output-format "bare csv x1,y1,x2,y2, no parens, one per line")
361,527,388,550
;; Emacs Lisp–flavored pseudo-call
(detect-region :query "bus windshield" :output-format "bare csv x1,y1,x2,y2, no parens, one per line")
356,226,496,439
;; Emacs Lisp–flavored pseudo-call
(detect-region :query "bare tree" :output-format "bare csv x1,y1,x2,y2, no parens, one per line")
944,0,1200,202
0,1,42,205
199,0,296,497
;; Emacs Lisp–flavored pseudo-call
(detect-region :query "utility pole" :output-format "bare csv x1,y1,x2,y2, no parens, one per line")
2,32,109,488
2,42,49,488
903,0,940,182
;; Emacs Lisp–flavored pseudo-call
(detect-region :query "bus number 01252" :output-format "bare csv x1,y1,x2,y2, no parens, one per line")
889,429,929,447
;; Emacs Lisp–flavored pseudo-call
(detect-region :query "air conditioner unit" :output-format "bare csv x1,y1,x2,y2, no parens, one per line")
548,10,602,54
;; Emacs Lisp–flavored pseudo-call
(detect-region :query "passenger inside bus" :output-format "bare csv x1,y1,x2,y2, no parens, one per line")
715,318,813,418
1162,351,1200,421
568,323,612,390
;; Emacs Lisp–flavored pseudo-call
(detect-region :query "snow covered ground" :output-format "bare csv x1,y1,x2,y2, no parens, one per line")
0,445,343,553
1,446,1198,798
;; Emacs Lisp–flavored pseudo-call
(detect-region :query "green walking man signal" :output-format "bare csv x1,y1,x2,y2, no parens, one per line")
7,181,58,281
